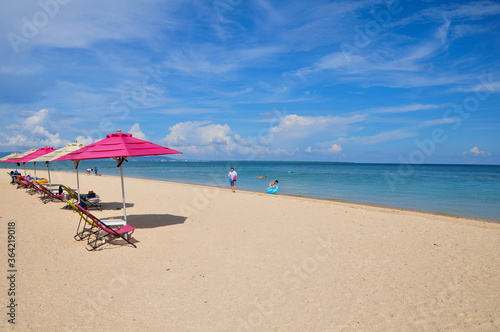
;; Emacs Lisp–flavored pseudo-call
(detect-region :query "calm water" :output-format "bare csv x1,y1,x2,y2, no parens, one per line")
2,160,499,221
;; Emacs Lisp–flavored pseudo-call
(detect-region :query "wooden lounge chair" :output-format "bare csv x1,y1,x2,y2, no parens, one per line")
68,201,135,250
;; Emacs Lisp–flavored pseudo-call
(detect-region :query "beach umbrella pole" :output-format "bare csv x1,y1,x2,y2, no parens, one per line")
119,162,127,224
73,161,81,204
113,156,128,224
47,162,52,191
34,161,37,178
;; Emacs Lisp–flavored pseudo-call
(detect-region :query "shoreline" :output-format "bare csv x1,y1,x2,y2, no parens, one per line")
7,167,500,224
52,169,500,224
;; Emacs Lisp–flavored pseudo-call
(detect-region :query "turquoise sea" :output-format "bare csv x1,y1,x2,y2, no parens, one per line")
2,159,499,222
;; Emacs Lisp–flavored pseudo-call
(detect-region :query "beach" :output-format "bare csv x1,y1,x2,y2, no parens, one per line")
1,169,499,331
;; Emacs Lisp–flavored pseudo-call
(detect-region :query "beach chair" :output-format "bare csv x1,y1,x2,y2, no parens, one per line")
61,185,78,201
37,183,66,203
27,180,44,196
15,176,29,189
60,185,77,208
69,202,135,250
80,192,101,210
7,172,16,184
61,185,101,210
66,200,99,241
27,181,62,203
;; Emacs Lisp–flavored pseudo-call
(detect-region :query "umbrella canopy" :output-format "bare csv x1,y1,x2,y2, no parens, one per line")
4,147,56,178
54,130,182,223
31,142,86,190
55,131,181,160
10,147,56,164
2,148,38,176
0,152,22,162
31,143,86,162
1,149,37,162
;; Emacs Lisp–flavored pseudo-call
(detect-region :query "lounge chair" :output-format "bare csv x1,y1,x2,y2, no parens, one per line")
26,181,64,203
67,201,135,250
66,200,99,241
27,180,44,196
80,192,101,210
15,176,29,189
7,172,16,184
61,185,101,210
60,185,77,208
36,183,66,203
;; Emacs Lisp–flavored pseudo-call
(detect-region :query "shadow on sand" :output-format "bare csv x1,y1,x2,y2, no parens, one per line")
99,202,135,210
112,214,188,229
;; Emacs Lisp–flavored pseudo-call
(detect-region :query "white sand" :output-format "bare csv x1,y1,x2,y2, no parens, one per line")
1,169,499,331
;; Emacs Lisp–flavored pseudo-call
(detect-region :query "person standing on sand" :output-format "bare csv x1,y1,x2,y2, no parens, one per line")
95,167,98,176
228,167,237,193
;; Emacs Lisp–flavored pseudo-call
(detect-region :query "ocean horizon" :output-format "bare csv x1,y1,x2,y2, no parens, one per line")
2,159,499,222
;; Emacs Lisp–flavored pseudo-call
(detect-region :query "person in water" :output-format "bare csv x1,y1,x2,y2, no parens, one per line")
256,176,267,179
269,180,279,188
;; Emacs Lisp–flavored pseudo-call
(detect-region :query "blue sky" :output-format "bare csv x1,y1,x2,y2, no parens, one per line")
0,0,499,163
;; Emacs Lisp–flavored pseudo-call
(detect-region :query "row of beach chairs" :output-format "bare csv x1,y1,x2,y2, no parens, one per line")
7,172,136,250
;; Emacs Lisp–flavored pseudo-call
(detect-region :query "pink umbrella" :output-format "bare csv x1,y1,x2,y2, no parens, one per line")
1,149,37,175
3,147,55,178
54,130,182,223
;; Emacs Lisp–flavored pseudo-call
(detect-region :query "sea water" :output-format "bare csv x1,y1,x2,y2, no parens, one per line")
2,160,499,221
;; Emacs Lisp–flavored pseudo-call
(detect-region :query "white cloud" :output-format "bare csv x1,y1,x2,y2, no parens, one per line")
447,80,500,94
0,108,69,149
159,118,345,158
373,104,442,114
161,121,247,157
288,19,459,88
267,113,365,140
128,123,147,140
1,1,180,50
419,117,459,128
337,129,418,145
163,45,282,77
303,144,342,155
291,52,365,77
466,146,491,157
328,144,342,153
23,109,65,146
74,135,95,146
163,121,232,147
